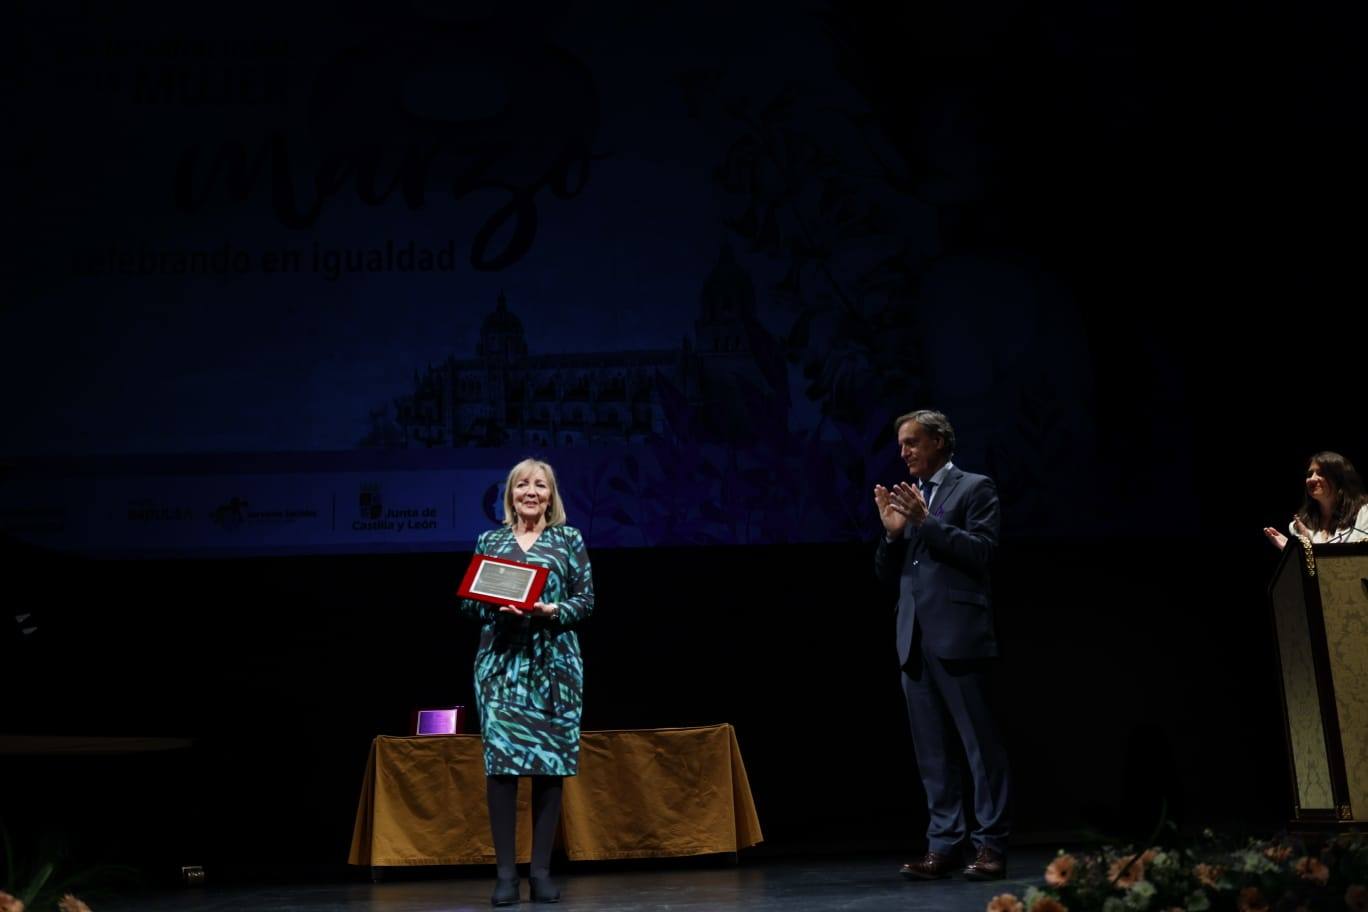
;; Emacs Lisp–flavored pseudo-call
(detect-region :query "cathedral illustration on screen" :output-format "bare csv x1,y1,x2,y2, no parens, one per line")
366,246,786,448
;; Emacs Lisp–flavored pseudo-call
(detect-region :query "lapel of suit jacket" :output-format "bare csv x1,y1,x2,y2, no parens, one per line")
910,465,963,555
930,466,965,519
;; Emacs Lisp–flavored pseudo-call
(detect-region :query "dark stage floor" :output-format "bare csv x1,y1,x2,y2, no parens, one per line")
93,850,1055,911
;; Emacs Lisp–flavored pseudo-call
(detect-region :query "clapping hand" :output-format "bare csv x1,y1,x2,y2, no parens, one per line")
874,481,928,536
1263,516,1311,552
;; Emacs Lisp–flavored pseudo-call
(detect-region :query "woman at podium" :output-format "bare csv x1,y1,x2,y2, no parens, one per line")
1263,451,1368,549
457,458,595,906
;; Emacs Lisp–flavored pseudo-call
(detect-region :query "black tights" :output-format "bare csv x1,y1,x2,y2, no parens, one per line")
486,774,563,880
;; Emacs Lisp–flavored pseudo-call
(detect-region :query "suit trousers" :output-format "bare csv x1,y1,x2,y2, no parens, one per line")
900,624,1011,855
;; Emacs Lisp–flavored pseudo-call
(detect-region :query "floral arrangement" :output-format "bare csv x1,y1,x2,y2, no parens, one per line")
2,823,113,912
0,894,91,912
989,834,1368,912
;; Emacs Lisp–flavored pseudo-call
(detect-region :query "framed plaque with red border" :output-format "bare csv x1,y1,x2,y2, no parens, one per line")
457,554,549,610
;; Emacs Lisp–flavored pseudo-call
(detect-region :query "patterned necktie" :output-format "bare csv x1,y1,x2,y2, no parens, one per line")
920,479,935,509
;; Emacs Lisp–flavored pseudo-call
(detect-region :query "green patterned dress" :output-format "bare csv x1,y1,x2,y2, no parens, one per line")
458,524,595,776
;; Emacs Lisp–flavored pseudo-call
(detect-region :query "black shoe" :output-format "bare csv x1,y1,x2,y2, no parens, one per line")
529,875,560,903
900,851,957,880
963,846,1007,881
491,876,520,906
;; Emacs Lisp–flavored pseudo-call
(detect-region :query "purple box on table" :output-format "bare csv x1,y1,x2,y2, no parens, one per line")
414,706,465,735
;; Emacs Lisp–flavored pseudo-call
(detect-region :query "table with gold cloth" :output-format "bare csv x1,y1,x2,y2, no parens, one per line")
348,723,764,866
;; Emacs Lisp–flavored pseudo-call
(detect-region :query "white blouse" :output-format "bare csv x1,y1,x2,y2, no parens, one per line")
1289,504,1368,544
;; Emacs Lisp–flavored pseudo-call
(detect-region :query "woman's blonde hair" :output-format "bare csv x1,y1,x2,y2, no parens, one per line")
501,458,566,527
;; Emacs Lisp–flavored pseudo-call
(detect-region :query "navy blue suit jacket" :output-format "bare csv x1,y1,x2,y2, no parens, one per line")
874,466,1000,663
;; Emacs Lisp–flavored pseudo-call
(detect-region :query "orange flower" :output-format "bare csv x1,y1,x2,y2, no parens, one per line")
57,896,91,912
1109,854,1146,888
1046,855,1078,887
1345,885,1368,912
1264,845,1294,863
987,893,1025,912
1238,887,1269,912
1030,898,1068,912
1105,848,1160,888
1193,863,1224,888
1295,857,1330,885
0,891,24,912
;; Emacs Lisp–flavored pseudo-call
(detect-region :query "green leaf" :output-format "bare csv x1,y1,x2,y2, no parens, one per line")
19,860,54,906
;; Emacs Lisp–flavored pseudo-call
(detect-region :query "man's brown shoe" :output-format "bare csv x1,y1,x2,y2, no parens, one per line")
900,851,957,880
963,846,1007,881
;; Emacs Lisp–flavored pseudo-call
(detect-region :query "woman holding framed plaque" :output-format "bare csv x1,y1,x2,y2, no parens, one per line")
457,458,595,906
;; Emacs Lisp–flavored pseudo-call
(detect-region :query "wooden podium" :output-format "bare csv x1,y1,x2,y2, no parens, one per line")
1268,539,1368,826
